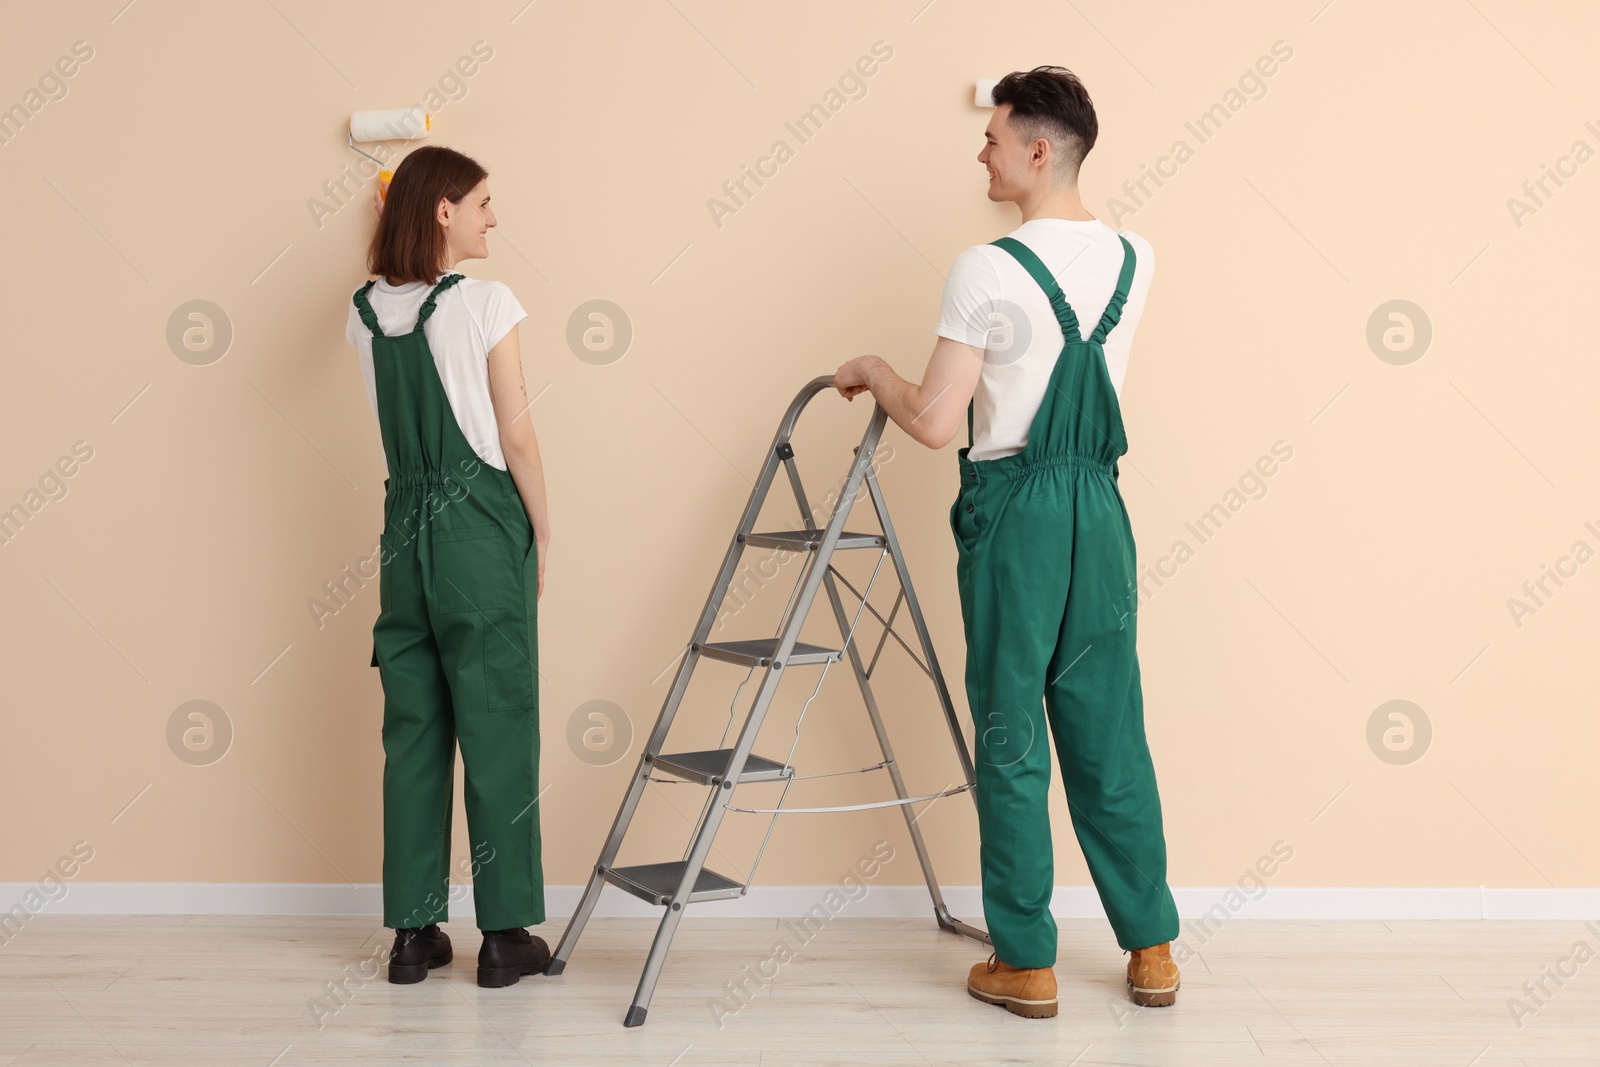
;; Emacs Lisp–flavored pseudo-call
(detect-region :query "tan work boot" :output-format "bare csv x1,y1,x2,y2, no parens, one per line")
967,952,1058,1018
1126,942,1180,1006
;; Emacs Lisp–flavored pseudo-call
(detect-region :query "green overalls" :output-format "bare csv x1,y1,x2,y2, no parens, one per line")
950,235,1178,967
352,273,544,932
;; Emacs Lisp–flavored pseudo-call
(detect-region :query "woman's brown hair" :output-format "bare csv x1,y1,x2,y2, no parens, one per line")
365,145,488,285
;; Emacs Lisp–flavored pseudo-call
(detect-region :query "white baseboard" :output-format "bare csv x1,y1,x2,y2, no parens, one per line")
3,883,1598,921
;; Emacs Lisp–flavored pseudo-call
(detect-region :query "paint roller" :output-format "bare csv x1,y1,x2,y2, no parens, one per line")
348,107,431,202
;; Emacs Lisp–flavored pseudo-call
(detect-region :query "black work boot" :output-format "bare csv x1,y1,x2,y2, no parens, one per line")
387,923,452,984
477,927,551,988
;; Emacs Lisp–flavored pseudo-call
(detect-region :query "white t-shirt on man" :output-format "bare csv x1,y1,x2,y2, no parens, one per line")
936,217,1154,461
345,271,528,471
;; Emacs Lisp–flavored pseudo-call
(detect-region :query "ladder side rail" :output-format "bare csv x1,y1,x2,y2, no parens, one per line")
816,543,962,926
613,374,823,834
665,403,891,913
553,378,828,977
860,460,990,943
777,405,977,937
682,397,811,652
864,465,979,790
626,574,812,1023
589,424,782,868
623,382,882,1024
774,417,951,879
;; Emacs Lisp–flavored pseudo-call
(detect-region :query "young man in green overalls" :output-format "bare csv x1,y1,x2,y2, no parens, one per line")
834,66,1180,1018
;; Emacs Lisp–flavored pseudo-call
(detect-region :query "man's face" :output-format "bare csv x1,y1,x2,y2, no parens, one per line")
978,104,1037,203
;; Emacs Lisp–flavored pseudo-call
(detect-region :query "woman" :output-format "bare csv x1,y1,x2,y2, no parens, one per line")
344,145,552,988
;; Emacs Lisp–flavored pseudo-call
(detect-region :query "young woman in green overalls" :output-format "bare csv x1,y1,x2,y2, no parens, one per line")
346,145,552,989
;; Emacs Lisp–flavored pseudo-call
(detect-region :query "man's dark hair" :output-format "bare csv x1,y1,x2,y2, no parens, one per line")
991,65,1098,176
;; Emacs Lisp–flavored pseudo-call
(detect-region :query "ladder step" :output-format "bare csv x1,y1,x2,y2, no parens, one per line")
699,638,841,667
652,749,795,785
602,861,744,906
742,529,886,552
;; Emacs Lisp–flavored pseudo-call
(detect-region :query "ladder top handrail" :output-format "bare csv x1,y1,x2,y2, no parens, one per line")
778,374,865,441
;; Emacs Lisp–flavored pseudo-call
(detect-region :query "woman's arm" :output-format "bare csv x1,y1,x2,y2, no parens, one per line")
486,324,551,598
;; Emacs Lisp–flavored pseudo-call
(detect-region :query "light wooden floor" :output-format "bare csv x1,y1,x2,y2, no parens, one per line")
0,915,1595,1065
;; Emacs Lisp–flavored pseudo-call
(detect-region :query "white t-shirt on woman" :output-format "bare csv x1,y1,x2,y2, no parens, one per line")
936,218,1154,462
345,271,528,471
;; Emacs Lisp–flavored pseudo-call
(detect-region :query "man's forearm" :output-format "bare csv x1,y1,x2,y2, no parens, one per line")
861,356,944,447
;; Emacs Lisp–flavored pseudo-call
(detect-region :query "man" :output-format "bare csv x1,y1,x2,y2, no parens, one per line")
833,65,1180,1018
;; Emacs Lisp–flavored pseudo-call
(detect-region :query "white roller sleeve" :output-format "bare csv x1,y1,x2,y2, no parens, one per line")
350,107,430,142
975,79,999,108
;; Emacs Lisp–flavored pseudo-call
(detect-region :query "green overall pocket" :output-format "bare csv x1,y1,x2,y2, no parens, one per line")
431,524,516,615
484,524,538,713
430,523,535,712
951,483,983,555
481,608,536,712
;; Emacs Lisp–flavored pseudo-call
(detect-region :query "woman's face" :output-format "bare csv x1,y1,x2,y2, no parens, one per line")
439,178,495,266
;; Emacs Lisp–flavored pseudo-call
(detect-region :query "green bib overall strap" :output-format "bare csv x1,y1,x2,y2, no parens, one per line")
353,280,385,337
352,273,465,339
962,236,1081,453
1088,237,1137,345
960,234,1137,453
991,233,1136,345
990,236,1083,343
413,273,465,330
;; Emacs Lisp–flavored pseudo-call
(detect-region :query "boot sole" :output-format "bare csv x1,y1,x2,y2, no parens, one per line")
1127,976,1179,1007
387,949,452,985
477,958,551,988
967,983,1058,1018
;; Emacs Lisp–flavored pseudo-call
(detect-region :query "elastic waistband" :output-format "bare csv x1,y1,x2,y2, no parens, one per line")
959,451,1116,482
388,466,476,491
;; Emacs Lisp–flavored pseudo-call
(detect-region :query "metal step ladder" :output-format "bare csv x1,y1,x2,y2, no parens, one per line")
545,375,990,1026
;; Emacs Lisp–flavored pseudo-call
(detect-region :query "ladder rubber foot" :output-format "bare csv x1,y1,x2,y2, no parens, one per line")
623,1005,648,1027
544,958,566,976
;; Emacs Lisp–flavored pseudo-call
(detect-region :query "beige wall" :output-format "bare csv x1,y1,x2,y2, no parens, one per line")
3,0,1596,895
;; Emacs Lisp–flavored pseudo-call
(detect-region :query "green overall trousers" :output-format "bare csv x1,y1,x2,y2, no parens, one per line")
950,235,1178,967
353,274,544,932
